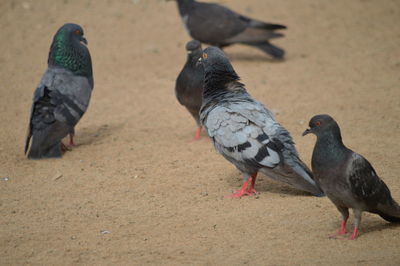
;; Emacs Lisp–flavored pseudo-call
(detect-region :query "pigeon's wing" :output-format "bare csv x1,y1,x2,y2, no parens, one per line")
204,102,282,173
348,153,400,219
237,15,286,30
25,68,92,157
187,2,247,44
226,99,322,195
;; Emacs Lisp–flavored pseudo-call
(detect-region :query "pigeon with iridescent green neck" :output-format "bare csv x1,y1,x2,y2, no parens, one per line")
25,23,93,159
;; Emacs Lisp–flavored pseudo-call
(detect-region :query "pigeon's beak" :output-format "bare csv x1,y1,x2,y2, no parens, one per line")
81,37,88,45
302,128,311,136
196,57,203,67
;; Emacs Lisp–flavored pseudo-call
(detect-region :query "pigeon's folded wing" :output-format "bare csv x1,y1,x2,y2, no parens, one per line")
205,105,282,169
189,2,246,42
25,68,92,153
348,153,394,207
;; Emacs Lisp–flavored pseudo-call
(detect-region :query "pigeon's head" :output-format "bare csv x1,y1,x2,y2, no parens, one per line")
186,40,202,60
186,40,201,53
302,114,340,137
49,23,92,79
199,47,237,77
55,23,88,46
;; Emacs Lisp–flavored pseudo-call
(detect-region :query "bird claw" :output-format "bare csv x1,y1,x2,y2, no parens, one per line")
61,143,72,152
246,188,257,195
191,128,202,141
225,190,251,198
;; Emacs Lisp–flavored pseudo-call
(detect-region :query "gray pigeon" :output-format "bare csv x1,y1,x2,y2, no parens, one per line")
303,114,400,239
171,0,286,59
25,23,93,159
175,40,204,140
199,47,324,198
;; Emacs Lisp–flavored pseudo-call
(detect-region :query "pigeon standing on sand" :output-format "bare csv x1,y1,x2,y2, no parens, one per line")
175,40,204,140
199,47,323,198
303,114,400,239
25,23,93,159
171,0,286,59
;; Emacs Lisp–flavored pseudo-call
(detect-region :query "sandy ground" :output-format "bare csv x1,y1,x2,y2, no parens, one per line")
1,0,400,265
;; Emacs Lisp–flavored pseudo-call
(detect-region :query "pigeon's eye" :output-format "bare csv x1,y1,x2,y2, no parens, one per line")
202,53,208,59
74,29,82,35
315,121,321,126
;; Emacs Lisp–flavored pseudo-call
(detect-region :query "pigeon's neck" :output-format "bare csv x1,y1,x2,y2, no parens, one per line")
176,0,195,15
48,31,93,84
187,51,202,66
313,131,349,168
203,68,242,98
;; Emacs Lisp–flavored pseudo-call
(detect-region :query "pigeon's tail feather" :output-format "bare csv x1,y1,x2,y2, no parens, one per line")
256,23,287,31
261,163,325,197
376,201,400,223
249,42,285,59
27,131,62,159
378,212,400,223
24,135,31,155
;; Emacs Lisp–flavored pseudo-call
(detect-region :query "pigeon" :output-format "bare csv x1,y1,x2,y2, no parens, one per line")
171,0,286,59
175,40,204,140
25,23,93,159
303,114,400,239
198,47,324,198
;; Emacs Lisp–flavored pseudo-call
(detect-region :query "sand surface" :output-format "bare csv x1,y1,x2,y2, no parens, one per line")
1,0,400,265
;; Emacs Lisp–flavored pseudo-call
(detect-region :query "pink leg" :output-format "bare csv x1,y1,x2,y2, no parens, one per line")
338,220,347,235
348,227,359,240
193,127,202,141
225,177,253,198
247,173,258,194
69,133,77,146
329,219,348,239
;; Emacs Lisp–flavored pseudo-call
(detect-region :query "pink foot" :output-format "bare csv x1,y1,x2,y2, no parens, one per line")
68,134,77,147
61,142,72,152
225,177,255,198
192,127,202,141
348,227,359,240
226,190,251,198
329,220,347,239
247,188,257,195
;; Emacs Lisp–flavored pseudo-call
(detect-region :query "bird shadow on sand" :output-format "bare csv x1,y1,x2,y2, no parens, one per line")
73,122,124,146
226,170,313,197
227,52,286,63
360,219,400,235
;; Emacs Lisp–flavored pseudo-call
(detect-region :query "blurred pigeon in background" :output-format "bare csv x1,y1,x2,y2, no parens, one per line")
199,47,323,198
175,40,204,140
303,114,400,239
25,23,93,159
171,0,286,59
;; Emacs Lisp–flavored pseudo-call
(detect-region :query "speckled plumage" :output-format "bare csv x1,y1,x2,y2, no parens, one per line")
174,0,286,58
199,47,323,196
304,114,400,239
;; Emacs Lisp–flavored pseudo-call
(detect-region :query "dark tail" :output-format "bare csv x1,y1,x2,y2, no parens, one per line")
258,23,287,30
376,201,400,223
261,165,325,197
378,212,400,223
249,42,285,59
27,132,62,159
244,17,287,30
